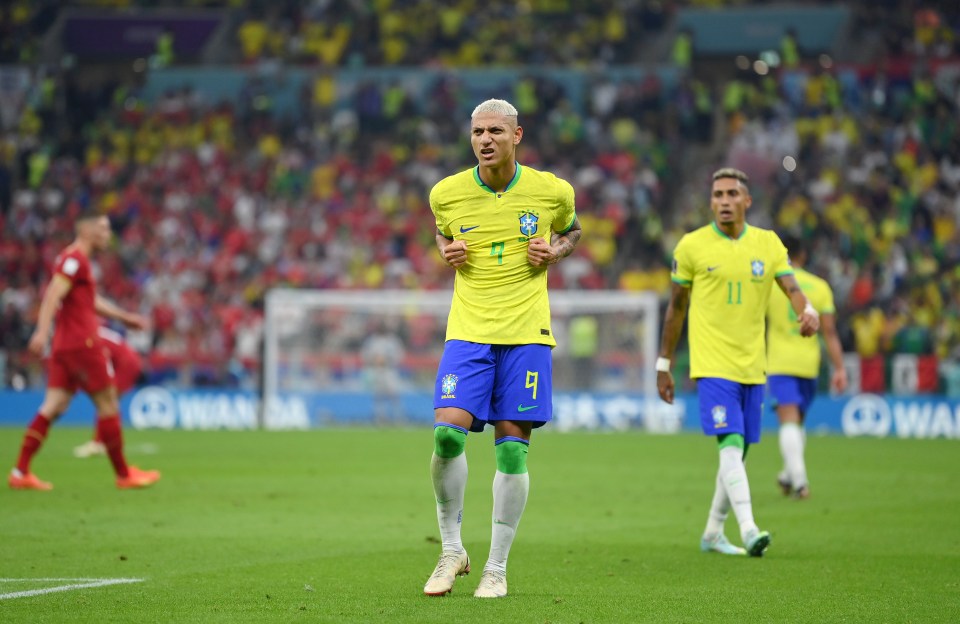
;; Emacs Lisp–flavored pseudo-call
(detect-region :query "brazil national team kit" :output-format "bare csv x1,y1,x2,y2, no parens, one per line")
671,222,793,439
767,266,836,413
430,164,577,430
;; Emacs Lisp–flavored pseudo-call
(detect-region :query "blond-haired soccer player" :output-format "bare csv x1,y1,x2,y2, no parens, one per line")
424,98,581,598
656,168,819,557
767,235,848,499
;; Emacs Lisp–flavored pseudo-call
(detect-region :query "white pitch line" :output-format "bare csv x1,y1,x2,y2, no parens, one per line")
0,578,143,600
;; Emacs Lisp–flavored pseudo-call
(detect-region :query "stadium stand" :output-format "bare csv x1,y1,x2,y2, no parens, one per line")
1,1,959,395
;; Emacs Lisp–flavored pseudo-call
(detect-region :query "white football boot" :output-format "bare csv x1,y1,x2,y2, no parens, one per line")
423,550,470,596
473,568,508,598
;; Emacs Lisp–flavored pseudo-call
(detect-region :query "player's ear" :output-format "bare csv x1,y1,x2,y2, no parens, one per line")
514,125,523,144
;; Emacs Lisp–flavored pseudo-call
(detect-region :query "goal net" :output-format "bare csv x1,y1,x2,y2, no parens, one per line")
262,289,678,432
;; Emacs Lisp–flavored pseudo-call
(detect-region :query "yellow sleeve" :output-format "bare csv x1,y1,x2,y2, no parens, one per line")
554,178,577,233
770,233,793,277
671,235,694,285
429,184,452,239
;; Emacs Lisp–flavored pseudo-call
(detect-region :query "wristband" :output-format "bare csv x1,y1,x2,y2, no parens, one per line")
803,303,819,317
655,357,671,373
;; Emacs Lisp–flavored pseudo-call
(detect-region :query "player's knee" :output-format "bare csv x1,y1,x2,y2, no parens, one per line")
495,438,529,474
434,424,467,458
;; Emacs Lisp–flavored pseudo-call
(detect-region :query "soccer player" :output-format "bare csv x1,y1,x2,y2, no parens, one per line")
423,98,581,598
8,212,161,490
767,235,848,499
656,168,819,557
73,325,145,459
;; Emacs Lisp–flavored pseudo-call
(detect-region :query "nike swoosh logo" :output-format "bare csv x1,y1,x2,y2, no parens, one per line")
517,404,538,412
460,225,479,233
494,519,511,525
707,266,720,272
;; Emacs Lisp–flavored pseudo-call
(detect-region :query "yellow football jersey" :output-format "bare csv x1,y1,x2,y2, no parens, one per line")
430,163,577,346
672,223,792,384
767,266,835,378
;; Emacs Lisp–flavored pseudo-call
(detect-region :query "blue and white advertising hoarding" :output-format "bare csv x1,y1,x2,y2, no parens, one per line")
0,389,958,440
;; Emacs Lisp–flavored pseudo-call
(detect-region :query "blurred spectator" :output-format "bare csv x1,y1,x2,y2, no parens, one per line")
3,0,960,392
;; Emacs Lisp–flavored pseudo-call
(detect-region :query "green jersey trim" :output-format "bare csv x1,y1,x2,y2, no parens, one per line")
473,163,523,194
671,276,692,286
774,269,795,277
711,221,749,240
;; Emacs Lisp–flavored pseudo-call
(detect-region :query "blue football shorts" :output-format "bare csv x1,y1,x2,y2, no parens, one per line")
767,374,817,416
696,377,764,444
434,340,553,432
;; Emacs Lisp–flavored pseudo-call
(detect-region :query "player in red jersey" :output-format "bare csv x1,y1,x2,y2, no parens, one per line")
9,212,161,490
72,326,144,458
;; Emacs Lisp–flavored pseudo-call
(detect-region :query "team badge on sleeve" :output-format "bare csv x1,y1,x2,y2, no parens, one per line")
519,213,539,237
63,257,80,276
711,405,728,428
441,374,459,399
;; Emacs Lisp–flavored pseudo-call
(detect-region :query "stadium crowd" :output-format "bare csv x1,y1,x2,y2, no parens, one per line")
1,1,960,392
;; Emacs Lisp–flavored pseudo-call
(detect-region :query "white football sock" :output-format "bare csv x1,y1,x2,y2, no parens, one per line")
484,470,529,574
779,422,807,490
703,470,731,538
718,445,759,542
431,452,468,553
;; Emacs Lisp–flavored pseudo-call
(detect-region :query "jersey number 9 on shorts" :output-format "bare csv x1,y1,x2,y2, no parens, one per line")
525,371,538,399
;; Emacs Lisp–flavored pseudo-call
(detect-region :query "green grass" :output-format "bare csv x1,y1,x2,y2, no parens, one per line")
1,427,958,623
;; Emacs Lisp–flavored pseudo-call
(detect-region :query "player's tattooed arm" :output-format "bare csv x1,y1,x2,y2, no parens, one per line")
530,216,582,267
659,283,691,361
549,216,582,264
657,282,690,404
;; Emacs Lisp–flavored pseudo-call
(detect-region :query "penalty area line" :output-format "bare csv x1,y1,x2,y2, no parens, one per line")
0,578,144,600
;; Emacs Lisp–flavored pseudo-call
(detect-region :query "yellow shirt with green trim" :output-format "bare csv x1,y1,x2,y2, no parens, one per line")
672,222,792,384
430,163,577,346
766,266,835,378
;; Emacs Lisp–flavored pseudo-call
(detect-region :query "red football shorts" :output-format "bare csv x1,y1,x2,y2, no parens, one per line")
110,343,142,394
47,346,116,394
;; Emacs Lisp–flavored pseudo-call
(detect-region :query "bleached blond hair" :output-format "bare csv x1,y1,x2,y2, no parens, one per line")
471,99,518,119
712,167,750,192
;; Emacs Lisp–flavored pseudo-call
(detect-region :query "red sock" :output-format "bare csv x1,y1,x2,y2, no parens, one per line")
16,414,52,474
96,415,129,478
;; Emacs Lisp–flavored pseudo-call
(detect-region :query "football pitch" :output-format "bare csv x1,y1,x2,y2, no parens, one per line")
1,427,957,623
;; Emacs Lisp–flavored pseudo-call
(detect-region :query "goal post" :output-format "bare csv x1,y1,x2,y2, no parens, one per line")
262,288,673,431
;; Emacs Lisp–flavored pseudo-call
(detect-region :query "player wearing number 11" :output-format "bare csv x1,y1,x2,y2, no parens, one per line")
656,168,819,557
423,99,581,598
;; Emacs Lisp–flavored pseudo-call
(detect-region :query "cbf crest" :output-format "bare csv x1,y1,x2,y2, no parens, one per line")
711,405,728,428
750,259,765,278
441,373,459,399
519,213,539,237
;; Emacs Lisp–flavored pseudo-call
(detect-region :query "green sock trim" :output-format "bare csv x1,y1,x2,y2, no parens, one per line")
495,440,529,474
433,425,467,458
717,433,745,450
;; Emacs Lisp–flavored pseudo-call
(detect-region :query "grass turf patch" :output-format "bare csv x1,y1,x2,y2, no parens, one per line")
1,427,958,623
